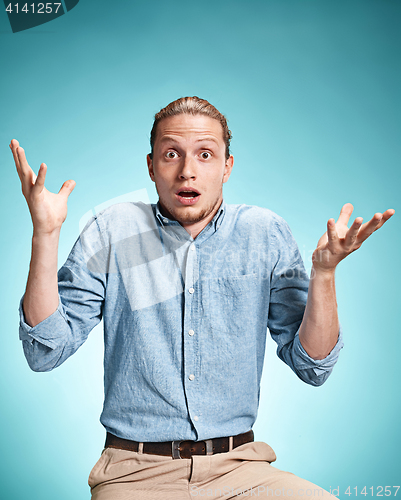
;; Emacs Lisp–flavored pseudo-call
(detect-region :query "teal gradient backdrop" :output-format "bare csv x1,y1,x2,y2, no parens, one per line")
0,1,399,498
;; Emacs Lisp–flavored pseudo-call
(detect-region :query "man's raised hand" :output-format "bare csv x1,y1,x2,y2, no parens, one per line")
312,203,395,273
10,139,76,235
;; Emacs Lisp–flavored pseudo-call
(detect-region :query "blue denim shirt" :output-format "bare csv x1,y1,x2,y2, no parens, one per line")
19,200,343,442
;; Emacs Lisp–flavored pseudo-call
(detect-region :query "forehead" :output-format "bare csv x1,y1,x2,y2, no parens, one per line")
155,114,224,146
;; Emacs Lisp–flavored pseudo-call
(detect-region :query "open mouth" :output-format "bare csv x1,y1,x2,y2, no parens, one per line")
175,189,201,205
177,190,200,198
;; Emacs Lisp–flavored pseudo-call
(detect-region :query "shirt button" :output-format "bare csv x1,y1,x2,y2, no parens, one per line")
189,374,195,381
188,287,195,294
163,218,169,224
190,244,195,251
188,329,195,336
193,415,199,421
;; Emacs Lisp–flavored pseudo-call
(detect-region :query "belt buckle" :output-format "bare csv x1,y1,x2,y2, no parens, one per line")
172,439,214,459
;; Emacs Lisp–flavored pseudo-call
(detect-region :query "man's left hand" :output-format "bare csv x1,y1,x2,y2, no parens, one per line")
312,203,395,273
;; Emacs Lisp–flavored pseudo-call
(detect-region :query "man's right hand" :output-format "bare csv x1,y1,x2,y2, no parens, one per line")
11,139,76,327
10,139,76,235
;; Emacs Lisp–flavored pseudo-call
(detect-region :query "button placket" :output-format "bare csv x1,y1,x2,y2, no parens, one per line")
182,241,201,427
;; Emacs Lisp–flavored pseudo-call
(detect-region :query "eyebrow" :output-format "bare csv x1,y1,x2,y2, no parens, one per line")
196,137,219,145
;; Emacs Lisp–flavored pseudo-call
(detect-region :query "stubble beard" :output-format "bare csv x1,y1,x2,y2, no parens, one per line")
158,190,223,226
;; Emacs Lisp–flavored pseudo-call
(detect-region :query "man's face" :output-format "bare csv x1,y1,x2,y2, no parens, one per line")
147,114,234,231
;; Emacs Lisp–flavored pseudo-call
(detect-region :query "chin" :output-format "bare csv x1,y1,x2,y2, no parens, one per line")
173,207,209,225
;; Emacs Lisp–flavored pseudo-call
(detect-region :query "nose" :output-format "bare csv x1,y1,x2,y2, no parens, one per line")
179,155,196,180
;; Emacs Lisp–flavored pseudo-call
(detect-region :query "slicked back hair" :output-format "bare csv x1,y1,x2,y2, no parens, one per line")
150,96,232,160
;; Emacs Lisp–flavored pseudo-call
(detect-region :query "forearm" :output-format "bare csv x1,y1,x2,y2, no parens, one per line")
298,266,339,360
23,229,61,327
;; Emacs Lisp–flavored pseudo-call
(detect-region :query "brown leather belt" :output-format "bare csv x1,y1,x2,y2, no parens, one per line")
105,430,254,459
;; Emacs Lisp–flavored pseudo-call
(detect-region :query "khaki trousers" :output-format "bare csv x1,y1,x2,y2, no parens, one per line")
89,441,337,499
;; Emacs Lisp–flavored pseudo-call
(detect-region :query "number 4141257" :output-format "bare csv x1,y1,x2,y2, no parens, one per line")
345,486,400,496
5,3,62,14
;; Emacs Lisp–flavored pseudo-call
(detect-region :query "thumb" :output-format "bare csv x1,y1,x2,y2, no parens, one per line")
58,180,76,199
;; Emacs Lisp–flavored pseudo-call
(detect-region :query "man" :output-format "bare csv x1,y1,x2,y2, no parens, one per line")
11,97,394,499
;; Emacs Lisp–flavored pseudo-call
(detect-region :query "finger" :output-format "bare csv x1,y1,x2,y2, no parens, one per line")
372,208,395,230
358,209,395,238
10,138,20,152
356,213,383,244
336,203,354,227
344,217,363,249
10,139,23,179
10,138,20,155
58,180,76,199
16,146,35,182
327,218,340,249
32,163,47,193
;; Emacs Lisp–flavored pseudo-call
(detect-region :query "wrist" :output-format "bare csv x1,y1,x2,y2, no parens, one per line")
311,263,336,280
32,228,61,245
32,227,61,241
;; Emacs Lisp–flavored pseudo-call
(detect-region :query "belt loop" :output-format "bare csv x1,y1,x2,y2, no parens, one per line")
137,442,144,454
205,439,213,455
172,441,181,459
228,436,233,451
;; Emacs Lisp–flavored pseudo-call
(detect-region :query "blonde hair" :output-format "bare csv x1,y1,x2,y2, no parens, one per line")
150,96,232,159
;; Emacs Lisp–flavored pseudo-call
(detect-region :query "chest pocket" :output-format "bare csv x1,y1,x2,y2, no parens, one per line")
206,273,260,334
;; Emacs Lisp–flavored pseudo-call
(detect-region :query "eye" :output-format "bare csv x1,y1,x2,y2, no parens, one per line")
200,151,211,160
165,151,178,159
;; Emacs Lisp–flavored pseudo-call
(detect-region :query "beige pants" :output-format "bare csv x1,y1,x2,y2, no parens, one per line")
89,441,338,499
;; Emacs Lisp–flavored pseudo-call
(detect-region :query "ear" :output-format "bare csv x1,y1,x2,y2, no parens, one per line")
222,155,234,184
147,154,155,182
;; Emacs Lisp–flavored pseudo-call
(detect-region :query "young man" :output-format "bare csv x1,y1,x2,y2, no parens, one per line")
12,97,394,499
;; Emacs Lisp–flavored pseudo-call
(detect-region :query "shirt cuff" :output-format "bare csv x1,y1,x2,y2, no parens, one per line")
18,295,69,349
292,324,344,376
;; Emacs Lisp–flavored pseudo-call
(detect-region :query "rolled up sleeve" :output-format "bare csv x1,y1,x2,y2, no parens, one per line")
19,295,70,348
290,325,344,385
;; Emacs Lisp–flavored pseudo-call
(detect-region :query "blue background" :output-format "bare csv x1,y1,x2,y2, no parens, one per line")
0,0,399,498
